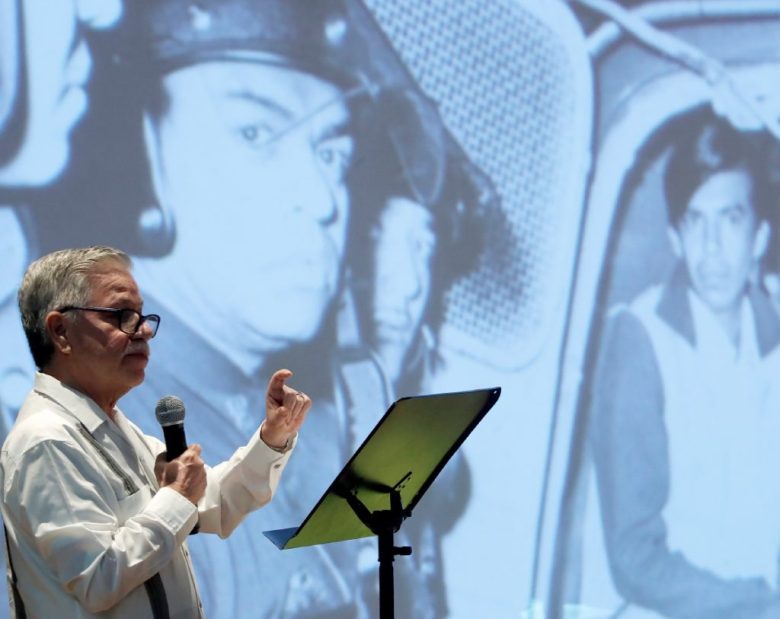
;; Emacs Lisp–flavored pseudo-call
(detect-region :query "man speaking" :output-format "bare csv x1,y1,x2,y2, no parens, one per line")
0,246,311,618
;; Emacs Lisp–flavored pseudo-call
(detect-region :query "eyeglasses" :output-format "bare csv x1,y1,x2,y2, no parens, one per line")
58,306,161,338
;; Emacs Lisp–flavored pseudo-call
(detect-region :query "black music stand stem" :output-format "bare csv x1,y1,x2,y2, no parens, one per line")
264,387,501,619
340,483,412,618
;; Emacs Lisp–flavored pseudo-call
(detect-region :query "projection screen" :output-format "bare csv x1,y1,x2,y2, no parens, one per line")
1,1,779,618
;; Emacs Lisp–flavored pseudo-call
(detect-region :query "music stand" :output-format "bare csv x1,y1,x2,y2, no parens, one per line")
264,386,501,619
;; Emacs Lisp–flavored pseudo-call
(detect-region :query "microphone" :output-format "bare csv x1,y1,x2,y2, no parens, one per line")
155,395,200,535
155,395,187,461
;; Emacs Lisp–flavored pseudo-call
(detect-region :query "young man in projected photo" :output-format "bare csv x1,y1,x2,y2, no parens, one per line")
356,189,483,402
0,0,124,443
370,197,438,393
590,109,780,618
116,0,491,617
342,181,483,618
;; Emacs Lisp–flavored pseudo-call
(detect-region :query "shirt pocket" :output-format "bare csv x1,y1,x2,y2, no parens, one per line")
115,486,153,525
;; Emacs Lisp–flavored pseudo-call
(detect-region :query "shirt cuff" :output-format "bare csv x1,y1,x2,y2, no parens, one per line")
145,486,199,545
258,422,297,453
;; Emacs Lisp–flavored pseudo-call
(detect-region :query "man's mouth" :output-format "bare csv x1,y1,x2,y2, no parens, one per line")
374,309,413,333
125,348,150,361
698,275,730,293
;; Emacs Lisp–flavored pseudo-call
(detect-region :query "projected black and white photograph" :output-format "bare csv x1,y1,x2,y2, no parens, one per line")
540,3,780,619
1,0,779,618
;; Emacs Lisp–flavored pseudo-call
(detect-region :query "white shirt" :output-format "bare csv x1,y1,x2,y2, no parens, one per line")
0,373,294,618
631,287,780,584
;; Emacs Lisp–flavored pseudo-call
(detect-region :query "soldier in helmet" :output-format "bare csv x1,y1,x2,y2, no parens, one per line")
117,0,494,617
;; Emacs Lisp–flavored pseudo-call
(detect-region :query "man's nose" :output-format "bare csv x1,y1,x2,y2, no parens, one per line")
133,320,155,341
703,218,723,253
289,155,339,224
379,250,422,302
77,0,123,30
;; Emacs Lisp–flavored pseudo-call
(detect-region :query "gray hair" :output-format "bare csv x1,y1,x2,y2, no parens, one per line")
18,246,132,369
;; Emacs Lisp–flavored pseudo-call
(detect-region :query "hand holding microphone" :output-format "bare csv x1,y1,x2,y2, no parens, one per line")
155,396,206,506
158,445,207,506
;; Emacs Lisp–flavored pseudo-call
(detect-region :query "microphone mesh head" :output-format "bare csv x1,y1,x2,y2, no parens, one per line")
155,395,185,426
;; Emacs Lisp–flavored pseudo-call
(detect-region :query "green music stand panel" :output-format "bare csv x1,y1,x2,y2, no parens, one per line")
264,386,501,550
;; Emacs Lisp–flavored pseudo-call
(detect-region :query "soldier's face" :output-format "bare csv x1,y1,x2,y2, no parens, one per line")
146,61,354,346
0,0,123,186
670,169,768,316
371,197,435,383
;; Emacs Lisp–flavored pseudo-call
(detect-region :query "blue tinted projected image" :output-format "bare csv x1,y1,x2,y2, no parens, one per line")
1,0,779,618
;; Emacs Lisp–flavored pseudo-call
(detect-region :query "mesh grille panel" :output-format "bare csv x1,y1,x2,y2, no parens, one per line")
365,0,578,361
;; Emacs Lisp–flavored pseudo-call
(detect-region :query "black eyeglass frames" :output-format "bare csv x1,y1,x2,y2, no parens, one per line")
58,306,161,338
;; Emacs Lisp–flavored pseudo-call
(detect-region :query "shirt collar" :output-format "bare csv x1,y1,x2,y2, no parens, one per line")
33,372,111,433
656,262,780,357
748,283,780,357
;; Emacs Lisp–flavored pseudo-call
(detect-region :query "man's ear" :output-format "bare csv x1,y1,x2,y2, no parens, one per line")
45,311,71,355
753,220,770,261
667,225,683,258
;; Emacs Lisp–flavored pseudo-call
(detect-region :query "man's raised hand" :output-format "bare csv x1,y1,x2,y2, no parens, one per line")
261,368,311,450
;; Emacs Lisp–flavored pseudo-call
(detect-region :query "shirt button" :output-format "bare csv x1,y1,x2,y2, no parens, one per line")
273,463,282,469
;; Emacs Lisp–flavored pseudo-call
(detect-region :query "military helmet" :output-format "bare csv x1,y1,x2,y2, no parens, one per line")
129,0,452,206
135,0,364,89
